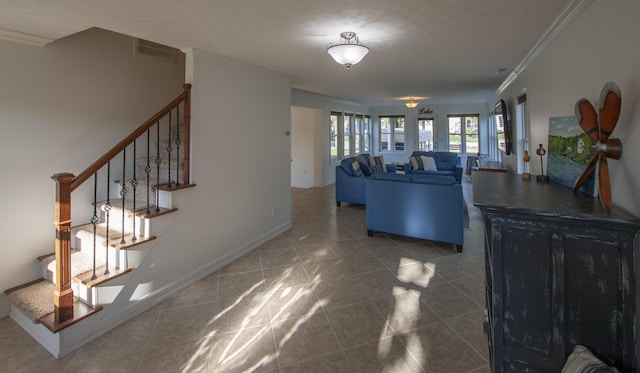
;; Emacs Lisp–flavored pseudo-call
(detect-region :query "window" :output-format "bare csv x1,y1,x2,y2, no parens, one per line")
516,93,528,172
379,115,405,152
363,115,371,153
487,112,500,162
331,111,371,160
355,114,362,154
330,112,339,161
418,117,434,151
447,114,479,154
343,113,353,157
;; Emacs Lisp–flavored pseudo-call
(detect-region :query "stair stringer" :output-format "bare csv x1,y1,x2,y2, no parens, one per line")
7,186,191,358
10,183,292,359
55,216,292,358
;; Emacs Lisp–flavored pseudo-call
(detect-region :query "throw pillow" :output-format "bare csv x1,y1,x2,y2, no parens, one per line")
409,156,424,170
421,156,438,171
359,162,372,177
373,156,387,172
351,160,364,177
356,154,368,165
561,345,619,373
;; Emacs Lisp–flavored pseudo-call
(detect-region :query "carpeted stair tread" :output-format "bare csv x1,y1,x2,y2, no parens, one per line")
96,197,157,215
74,222,133,242
40,250,105,284
6,281,57,321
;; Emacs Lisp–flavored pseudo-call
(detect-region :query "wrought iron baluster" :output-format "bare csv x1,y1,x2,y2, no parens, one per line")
145,127,152,214
155,121,161,212
120,148,127,245
131,139,138,243
167,111,173,188
175,105,181,187
104,161,111,275
91,173,99,280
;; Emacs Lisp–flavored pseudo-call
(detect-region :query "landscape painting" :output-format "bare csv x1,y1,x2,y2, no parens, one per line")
547,116,598,197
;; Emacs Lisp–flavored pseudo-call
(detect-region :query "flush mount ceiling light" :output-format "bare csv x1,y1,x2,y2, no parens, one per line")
327,31,369,69
405,98,419,108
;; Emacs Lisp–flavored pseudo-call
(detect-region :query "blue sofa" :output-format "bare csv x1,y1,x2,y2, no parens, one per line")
404,151,463,183
336,154,388,206
336,158,367,206
365,173,464,252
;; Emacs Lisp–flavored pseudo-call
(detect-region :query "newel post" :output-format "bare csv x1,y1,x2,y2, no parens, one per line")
182,83,191,186
52,172,75,323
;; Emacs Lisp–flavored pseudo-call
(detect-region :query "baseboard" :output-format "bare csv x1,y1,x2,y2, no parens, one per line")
57,219,293,357
10,307,61,358
0,294,10,318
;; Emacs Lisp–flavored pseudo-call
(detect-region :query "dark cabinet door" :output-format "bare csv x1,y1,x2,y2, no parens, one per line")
489,217,564,372
487,215,636,372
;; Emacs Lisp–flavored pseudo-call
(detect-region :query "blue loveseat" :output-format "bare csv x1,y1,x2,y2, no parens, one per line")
403,151,463,183
365,172,464,252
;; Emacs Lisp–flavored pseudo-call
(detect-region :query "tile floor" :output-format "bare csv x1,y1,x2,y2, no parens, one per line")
0,179,490,373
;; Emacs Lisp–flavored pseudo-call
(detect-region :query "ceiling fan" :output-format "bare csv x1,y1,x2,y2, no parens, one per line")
573,81,622,214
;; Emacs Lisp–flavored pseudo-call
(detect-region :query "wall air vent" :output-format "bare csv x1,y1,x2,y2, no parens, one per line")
134,38,178,63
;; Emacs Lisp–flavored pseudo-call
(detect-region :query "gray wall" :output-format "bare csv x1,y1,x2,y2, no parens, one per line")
291,106,323,188
496,0,640,217
0,28,185,316
291,89,372,186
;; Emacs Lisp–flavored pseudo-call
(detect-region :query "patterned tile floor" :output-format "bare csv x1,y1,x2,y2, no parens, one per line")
0,179,490,372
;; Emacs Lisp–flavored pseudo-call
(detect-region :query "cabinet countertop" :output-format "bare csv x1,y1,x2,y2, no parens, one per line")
472,172,640,227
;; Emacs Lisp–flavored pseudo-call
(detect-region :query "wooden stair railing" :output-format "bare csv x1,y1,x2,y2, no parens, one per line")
51,84,191,326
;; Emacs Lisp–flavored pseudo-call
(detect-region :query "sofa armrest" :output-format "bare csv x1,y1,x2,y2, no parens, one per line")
455,162,463,183
335,165,367,205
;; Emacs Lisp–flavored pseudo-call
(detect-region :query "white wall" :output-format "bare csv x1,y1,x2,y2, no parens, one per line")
371,103,490,164
10,46,294,354
0,28,185,317
291,89,371,185
113,47,292,297
495,0,640,217
290,89,489,184
291,106,322,188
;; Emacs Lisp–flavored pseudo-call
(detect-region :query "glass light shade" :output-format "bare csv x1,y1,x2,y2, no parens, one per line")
327,44,370,68
405,98,418,108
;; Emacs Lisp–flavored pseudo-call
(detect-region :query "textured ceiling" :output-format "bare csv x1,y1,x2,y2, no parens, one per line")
0,0,572,106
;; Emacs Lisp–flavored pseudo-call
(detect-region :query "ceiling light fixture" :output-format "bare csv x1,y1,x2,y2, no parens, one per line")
405,98,418,108
327,32,369,69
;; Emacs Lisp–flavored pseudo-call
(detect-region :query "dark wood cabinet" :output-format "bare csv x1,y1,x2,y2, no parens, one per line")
473,172,640,372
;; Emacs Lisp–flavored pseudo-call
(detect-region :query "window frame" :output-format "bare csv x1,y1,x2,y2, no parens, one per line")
417,116,435,151
446,114,479,155
516,93,528,172
331,111,371,160
378,115,406,153
343,113,353,157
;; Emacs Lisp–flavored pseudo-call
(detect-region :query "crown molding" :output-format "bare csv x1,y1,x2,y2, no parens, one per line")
0,27,55,47
496,0,594,95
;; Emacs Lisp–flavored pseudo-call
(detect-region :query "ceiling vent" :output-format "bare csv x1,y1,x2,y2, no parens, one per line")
134,38,178,63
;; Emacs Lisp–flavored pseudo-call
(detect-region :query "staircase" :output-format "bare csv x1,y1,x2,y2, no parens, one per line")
4,84,194,351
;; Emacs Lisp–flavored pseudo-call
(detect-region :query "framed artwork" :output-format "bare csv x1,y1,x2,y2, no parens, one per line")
546,116,597,197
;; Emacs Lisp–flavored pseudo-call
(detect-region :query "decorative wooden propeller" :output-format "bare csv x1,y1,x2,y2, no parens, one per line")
573,82,622,214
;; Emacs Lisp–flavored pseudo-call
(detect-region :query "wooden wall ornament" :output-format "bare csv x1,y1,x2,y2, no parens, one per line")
573,82,622,214
536,144,549,182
